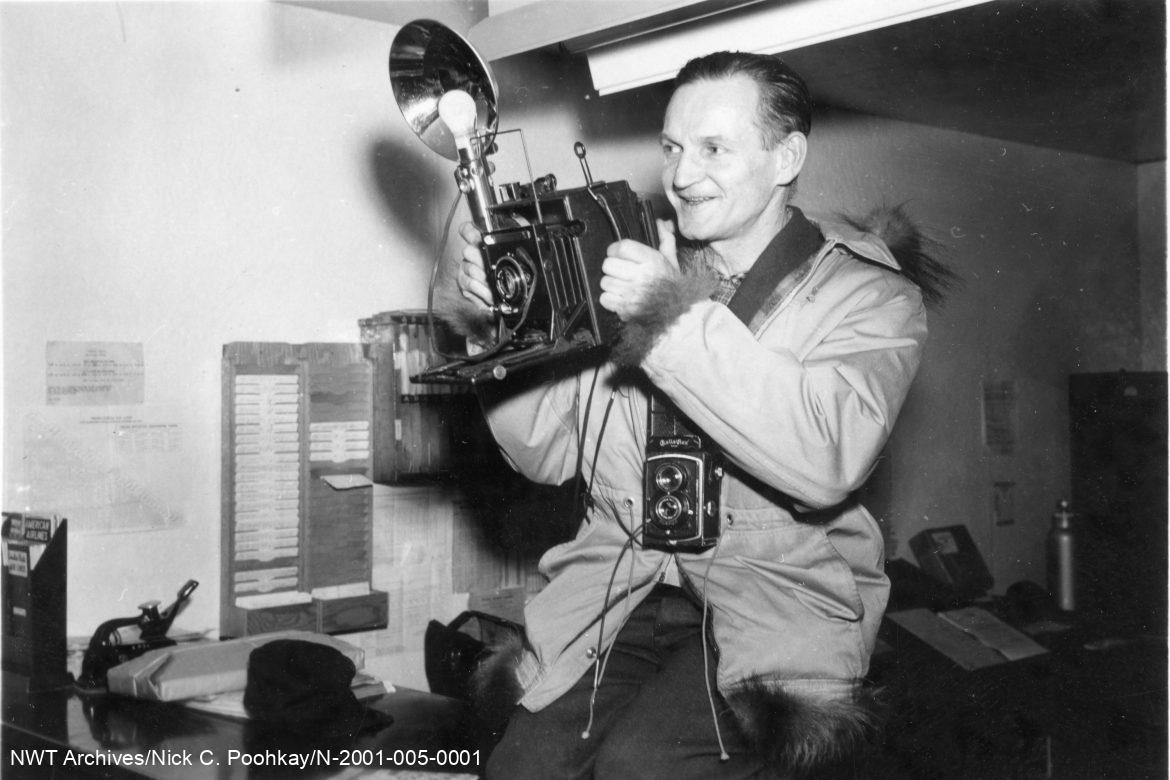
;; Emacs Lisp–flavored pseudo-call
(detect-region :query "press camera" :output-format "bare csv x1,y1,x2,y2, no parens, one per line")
389,21,658,384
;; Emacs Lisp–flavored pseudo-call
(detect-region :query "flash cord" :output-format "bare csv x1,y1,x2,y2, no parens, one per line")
426,189,467,363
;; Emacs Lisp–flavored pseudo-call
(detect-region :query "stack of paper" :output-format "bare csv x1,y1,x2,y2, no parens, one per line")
888,607,1047,670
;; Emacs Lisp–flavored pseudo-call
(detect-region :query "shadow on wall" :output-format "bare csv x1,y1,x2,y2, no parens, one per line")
454,408,580,561
369,136,452,267
493,50,672,151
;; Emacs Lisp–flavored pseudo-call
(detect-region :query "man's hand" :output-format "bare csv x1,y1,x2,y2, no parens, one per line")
599,219,680,321
456,222,493,311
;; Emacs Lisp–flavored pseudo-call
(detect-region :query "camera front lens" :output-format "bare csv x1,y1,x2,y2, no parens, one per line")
654,463,686,493
653,495,684,526
493,255,528,306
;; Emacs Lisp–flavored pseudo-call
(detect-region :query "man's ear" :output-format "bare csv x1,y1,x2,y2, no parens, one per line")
772,132,807,186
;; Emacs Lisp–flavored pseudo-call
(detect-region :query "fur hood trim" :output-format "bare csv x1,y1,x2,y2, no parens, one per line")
725,678,882,778
831,203,957,308
468,624,526,738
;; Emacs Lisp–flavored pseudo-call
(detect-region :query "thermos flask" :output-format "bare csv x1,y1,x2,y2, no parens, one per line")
1047,499,1076,612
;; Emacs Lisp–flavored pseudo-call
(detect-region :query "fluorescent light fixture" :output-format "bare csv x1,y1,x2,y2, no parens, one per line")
585,0,991,95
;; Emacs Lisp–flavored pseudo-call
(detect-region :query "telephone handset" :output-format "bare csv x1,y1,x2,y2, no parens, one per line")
910,526,994,600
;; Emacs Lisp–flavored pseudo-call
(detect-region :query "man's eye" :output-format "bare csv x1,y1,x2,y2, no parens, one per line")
705,144,724,156
662,143,681,157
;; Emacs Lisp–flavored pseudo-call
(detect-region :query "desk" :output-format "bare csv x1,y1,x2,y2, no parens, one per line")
867,616,1167,779
3,676,481,779
7,623,1164,779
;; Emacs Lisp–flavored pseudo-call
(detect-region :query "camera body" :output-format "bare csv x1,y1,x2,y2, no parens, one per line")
421,175,658,384
643,397,722,552
483,178,654,350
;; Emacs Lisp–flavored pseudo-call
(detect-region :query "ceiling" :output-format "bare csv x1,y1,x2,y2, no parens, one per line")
292,0,1164,163
775,0,1165,163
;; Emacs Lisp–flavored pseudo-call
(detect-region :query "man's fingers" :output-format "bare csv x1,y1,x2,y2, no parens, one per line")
656,219,679,271
598,291,622,315
458,221,483,245
600,255,640,281
598,273,624,294
461,250,487,279
606,238,659,263
454,220,494,310
459,252,493,309
461,264,491,293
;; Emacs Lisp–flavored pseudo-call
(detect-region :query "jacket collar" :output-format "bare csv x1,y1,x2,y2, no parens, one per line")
726,206,823,325
812,213,903,272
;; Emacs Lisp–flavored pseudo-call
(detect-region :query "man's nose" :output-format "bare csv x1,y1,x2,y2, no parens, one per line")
670,149,703,190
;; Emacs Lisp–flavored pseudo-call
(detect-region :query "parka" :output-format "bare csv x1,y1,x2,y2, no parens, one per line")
462,206,929,774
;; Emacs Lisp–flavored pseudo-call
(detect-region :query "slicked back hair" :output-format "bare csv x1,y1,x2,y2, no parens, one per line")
674,51,812,148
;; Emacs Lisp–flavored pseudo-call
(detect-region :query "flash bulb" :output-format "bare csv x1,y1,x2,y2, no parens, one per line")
438,90,478,145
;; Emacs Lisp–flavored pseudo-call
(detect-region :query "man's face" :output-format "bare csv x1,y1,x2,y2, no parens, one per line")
660,75,801,256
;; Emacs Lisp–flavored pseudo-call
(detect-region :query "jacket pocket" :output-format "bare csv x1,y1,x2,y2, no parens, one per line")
689,522,868,686
720,523,865,622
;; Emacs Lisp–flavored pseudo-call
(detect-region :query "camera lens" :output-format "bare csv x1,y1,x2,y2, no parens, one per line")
493,254,531,309
653,495,684,526
654,463,686,493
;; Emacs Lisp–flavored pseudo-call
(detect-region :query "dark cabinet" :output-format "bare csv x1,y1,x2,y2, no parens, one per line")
1069,371,1167,636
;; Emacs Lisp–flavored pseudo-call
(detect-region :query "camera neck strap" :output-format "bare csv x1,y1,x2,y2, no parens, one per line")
649,206,825,432
724,206,824,326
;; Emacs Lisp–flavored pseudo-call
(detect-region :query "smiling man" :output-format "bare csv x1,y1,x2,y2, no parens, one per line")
449,51,944,779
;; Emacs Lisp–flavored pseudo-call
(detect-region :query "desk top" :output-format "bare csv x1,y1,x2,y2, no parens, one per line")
3,676,482,778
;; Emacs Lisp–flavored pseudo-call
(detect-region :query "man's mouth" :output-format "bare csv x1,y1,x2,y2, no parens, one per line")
677,194,715,208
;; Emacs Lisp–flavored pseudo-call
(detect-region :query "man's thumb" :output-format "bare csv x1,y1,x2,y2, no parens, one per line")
656,219,679,270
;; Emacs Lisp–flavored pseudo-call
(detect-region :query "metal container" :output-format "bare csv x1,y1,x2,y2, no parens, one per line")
1047,499,1077,612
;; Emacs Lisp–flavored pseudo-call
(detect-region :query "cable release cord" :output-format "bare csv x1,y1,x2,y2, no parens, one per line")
585,186,626,243
574,140,627,243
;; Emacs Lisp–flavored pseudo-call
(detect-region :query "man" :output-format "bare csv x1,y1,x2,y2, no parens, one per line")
444,51,942,778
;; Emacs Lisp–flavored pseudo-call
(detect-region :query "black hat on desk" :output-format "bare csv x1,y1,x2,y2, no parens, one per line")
243,639,392,738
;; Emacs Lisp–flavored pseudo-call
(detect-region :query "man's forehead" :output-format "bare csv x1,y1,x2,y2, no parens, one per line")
661,75,764,138
667,74,761,108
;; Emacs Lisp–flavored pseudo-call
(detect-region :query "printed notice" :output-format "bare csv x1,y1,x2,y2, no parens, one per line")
981,380,1017,455
46,341,145,406
17,406,186,534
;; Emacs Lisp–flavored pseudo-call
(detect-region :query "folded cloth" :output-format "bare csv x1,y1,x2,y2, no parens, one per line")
243,639,392,738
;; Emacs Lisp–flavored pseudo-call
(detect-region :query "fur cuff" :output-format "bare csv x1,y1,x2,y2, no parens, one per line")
468,624,526,736
726,679,882,778
610,266,720,367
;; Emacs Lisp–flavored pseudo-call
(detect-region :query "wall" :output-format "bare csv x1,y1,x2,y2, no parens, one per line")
0,3,470,674
2,3,1158,688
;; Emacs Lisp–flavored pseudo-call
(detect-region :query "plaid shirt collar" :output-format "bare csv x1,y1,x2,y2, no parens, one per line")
711,273,746,305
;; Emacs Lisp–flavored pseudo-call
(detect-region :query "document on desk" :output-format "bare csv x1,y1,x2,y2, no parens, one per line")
938,606,1049,662
888,607,1047,670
